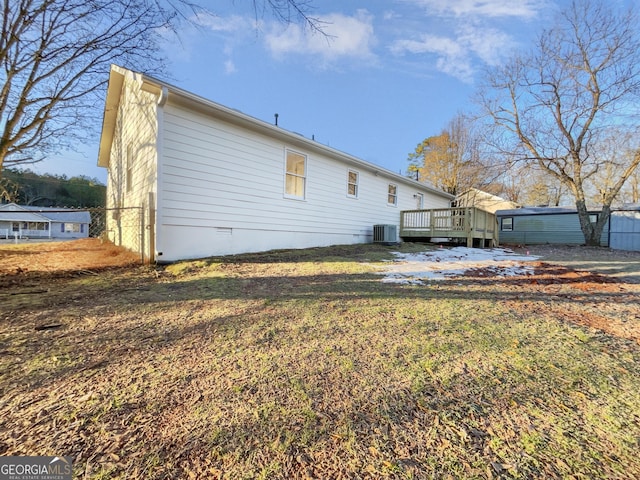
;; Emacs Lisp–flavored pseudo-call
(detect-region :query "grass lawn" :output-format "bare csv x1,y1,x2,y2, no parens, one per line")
1,243,639,479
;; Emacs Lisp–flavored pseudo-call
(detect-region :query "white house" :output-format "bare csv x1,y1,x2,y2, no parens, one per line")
0,203,91,239
98,65,454,262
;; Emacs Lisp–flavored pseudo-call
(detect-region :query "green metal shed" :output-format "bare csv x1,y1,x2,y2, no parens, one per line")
496,207,608,246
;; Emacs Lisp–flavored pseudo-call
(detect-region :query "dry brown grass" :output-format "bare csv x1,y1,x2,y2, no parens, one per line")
0,238,141,275
1,242,639,479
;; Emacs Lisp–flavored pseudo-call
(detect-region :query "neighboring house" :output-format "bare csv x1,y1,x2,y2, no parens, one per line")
496,207,609,246
453,188,520,214
0,203,91,239
98,65,454,262
609,205,640,251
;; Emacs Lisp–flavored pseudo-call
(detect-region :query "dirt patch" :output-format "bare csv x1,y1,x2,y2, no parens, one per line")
510,244,640,283
511,262,640,344
0,238,141,277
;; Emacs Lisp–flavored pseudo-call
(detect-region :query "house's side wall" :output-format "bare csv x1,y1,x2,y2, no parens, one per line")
498,213,609,246
610,211,640,251
49,222,90,239
105,74,158,258
155,102,450,261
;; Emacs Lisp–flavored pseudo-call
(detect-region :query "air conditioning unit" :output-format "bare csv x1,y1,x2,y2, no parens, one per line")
373,224,398,244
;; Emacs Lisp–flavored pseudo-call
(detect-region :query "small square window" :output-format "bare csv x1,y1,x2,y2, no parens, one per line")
388,184,398,206
501,217,513,231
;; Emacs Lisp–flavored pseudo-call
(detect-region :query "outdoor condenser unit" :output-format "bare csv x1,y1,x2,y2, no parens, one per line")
373,224,398,244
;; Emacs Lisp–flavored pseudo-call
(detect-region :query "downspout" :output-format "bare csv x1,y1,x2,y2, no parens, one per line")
152,85,168,263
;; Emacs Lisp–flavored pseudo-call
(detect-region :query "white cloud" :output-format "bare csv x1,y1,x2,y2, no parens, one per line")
265,10,377,67
224,59,237,74
389,0,538,82
391,34,473,81
408,0,543,19
457,25,513,66
383,10,401,21
193,12,256,33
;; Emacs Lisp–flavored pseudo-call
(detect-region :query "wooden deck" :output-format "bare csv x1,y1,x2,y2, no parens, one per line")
400,207,498,247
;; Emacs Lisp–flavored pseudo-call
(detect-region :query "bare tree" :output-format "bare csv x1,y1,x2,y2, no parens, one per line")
0,177,19,202
0,0,320,180
408,113,492,195
478,0,640,245
626,169,640,204
588,128,640,207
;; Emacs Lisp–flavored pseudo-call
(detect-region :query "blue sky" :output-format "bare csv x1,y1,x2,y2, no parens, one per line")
35,0,568,183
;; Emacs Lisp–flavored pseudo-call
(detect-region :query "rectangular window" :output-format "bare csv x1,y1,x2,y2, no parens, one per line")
285,150,306,199
501,217,513,231
387,184,398,206
27,222,47,231
64,223,81,233
347,170,359,197
126,144,133,193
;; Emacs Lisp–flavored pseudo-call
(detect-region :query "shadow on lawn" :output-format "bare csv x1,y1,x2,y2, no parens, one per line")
2,269,639,406
139,272,639,305
3,262,638,385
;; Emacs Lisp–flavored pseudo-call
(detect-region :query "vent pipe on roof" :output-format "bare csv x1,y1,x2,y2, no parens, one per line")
274,113,279,126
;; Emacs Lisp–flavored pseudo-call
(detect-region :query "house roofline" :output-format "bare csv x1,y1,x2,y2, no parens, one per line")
98,65,127,168
496,207,603,216
0,203,50,222
98,65,454,200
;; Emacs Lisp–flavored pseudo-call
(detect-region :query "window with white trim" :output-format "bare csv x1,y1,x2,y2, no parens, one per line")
347,170,359,198
285,150,307,199
501,217,513,231
63,223,81,233
387,184,398,206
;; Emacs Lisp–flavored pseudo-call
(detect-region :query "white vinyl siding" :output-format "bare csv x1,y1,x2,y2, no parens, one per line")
107,76,157,211
150,98,452,261
105,71,158,257
155,99,452,260
126,144,133,193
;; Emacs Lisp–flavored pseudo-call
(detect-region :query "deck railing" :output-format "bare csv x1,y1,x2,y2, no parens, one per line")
400,207,498,247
